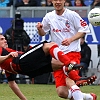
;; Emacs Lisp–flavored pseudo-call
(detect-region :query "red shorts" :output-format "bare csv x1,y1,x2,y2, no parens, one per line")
53,52,81,88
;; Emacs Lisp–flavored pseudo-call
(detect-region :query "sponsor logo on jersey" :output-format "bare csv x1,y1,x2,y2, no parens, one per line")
65,20,70,28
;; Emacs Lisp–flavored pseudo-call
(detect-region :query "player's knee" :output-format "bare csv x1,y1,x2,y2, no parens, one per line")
56,86,68,99
43,42,58,52
47,42,57,48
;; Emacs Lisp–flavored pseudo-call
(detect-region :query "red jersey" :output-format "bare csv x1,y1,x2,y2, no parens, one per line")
0,47,23,77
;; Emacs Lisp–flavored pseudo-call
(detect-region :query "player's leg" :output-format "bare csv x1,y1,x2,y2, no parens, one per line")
51,58,97,87
19,41,79,77
19,42,53,77
43,42,82,70
45,43,97,100
51,58,64,71
65,77,97,100
53,69,84,100
55,75,97,100
43,42,70,65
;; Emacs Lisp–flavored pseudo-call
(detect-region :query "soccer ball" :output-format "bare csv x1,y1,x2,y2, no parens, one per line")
88,8,100,26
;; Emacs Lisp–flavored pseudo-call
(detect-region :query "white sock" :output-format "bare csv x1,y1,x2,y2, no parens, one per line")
70,85,83,100
67,89,72,99
82,93,93,100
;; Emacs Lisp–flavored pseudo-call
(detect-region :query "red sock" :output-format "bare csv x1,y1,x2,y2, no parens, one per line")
49,45,70,66
68,70,81,81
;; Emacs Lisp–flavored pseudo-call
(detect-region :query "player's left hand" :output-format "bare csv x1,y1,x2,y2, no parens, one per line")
61,38,72,46
8,52,18,58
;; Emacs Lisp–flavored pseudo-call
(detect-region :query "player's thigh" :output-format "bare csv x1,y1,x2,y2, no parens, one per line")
65,77,76,89
51,58,64,71
53,69,66,87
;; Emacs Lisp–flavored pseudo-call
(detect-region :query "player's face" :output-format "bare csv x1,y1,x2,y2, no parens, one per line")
52,0,65,14
0,35,8,48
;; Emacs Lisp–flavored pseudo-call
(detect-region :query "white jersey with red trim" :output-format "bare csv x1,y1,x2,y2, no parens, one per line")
42,8,90,54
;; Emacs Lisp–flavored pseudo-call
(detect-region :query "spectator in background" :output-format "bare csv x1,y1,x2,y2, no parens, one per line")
91,0,100,9
36,0,41,6
74,0,86,6
7,0,13,6
0,68,8,84
0,69,8,84
46,0,53,6
15,0,37,7
0,0,9,7
41,0,46,6
79,36,91,77
64,0,73,7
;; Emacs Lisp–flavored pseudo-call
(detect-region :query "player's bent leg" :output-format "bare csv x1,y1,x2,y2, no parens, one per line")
65,77,84,100
44,42,83,72
51,58,64,71
43,42,58,54
56,86,69,99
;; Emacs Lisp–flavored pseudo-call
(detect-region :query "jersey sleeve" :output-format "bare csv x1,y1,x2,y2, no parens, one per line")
0,48,2,55
42,13,51,33
72,12,90,33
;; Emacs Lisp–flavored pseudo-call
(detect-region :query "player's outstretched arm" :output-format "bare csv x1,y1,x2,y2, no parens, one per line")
0,52,18,64
8,81,27,100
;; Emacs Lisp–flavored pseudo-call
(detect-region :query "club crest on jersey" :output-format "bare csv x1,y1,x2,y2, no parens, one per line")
65,20,70,28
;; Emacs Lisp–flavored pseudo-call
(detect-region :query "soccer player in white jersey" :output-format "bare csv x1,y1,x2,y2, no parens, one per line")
36,0,97,100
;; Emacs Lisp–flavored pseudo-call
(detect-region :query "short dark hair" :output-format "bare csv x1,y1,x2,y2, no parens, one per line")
81,35,85,39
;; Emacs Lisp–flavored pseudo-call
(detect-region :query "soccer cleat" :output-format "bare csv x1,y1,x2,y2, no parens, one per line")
63,62,84,75
89,75,97,84
68,61,83,71
85,75,97,85
90,93,97,100
76,75,97,87
76,80,88,87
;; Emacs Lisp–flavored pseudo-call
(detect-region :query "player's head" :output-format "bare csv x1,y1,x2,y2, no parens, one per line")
0,33,8,48
52,0,65,11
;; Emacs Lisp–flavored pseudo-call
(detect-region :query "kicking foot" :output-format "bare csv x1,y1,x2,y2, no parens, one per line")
63,61,83,75
68,61,83,71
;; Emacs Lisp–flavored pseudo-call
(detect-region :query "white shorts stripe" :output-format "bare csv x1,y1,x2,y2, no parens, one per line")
20,44,43,59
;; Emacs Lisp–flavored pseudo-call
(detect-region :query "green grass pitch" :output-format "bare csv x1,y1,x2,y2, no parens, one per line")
0,84,100,100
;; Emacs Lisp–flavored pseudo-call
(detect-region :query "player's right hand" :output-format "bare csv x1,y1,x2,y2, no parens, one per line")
36,22,43,30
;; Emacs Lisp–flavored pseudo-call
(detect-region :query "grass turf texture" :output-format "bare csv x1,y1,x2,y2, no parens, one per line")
0,84,100,100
